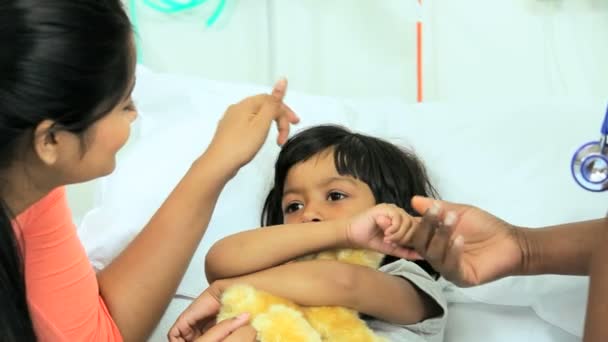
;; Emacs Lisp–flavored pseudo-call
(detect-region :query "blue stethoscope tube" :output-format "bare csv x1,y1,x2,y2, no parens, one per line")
571,104,608,192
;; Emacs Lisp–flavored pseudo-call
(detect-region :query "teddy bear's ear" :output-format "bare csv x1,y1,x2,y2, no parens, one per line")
296,253,318,262
333,249,385,269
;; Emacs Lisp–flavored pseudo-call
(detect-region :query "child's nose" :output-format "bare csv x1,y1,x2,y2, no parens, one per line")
301,207,323,223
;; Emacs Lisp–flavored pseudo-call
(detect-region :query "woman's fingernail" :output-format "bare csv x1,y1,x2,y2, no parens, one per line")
429,201,441,216
453,235,464,249
444,211,457,226
274,77,287,89
235,313,250,322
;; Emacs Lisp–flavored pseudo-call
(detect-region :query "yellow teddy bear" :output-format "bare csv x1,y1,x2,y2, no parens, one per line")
217,249,387,342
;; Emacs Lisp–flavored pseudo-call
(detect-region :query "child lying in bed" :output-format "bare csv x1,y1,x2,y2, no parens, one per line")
205,125,447,341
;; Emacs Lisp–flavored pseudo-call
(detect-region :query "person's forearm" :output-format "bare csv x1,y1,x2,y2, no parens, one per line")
583,228,608,342
205,221,348,283
98,150,233,342
520,218,607,276
223,325,257,342
216,260,435,324
216,261,354,308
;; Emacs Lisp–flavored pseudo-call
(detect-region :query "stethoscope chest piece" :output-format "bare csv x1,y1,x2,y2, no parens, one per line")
571,104,608,192
571,141,608,192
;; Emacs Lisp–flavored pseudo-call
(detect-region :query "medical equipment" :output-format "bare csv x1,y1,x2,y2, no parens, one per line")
128,0,228,62
416,0,423,103
141,0,226,24
571,104,608,192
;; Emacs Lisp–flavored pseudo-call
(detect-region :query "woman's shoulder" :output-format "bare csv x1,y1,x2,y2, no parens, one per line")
15,186,70,230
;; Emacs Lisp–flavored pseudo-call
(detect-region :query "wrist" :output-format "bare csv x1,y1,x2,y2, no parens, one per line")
335,218,352,248
513,225,537,276
195,149,239,183
211,278,232,294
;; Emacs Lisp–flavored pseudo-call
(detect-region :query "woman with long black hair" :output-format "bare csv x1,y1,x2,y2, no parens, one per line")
0,1,298,340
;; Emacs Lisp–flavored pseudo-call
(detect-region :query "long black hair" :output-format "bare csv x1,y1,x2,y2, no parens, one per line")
261,125,440,277
0,1,133,340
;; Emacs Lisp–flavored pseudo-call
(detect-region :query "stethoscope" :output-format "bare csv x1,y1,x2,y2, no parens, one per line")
571,105,608,192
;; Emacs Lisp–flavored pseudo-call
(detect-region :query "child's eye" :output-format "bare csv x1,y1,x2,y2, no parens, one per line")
327,191,347,201
284,202,303,214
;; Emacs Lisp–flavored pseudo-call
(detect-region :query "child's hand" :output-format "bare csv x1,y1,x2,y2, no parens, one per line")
382,210,424,247
345,204,421,259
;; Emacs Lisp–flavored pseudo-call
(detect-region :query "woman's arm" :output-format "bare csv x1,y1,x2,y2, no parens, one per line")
97,91,299,342
583,228,608,342
205,220,349,283
98,153,232,341
383,196,608,287
215,260,442,325
522,219,607,276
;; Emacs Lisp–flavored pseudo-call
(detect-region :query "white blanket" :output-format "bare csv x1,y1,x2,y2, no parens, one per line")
77,66,605,341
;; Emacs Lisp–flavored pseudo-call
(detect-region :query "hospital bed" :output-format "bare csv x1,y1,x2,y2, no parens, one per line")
75,67,605,341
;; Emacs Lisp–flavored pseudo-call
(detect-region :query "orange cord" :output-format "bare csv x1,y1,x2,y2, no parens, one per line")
417,0,423,103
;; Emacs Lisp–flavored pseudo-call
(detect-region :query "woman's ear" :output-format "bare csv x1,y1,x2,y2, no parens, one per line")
33,120,59,166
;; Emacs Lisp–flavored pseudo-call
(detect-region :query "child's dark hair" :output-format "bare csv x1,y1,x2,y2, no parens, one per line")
261,125,440,278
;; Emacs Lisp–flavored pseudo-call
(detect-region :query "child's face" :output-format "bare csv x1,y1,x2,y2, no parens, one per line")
281,150,376,224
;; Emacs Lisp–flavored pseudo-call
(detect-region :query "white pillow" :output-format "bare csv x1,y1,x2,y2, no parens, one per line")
77,66,606,337
77,65,356,295
445,302,579,342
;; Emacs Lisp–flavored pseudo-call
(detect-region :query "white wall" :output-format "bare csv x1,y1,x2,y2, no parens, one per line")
67,0,608,222
128,0,607,100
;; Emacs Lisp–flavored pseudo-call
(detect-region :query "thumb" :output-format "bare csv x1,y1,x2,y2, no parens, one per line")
198,314,251,342
376,215,392,230
411,196,437,215
411,196,465,216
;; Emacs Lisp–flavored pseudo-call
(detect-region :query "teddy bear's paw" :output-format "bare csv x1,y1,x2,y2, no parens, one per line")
315,250,340,261
253,305,322,342
218,284,303,323
304,306,382,342
217,284,261,322
335,249,384,269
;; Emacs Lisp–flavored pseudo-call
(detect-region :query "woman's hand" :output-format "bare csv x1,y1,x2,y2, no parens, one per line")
205,78,300,175
168,285,250,342
385,196,524,287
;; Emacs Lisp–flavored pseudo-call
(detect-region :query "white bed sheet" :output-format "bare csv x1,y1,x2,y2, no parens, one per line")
444,303,579,342
77,67,604,341
146,298,581,342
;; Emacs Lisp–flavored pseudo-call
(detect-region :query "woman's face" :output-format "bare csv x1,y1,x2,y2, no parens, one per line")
70,87,137,181
44,40,139,186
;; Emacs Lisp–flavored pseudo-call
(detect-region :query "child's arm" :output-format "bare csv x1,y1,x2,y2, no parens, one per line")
206,204,417,283
205,220,348,282
214,260,443,325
